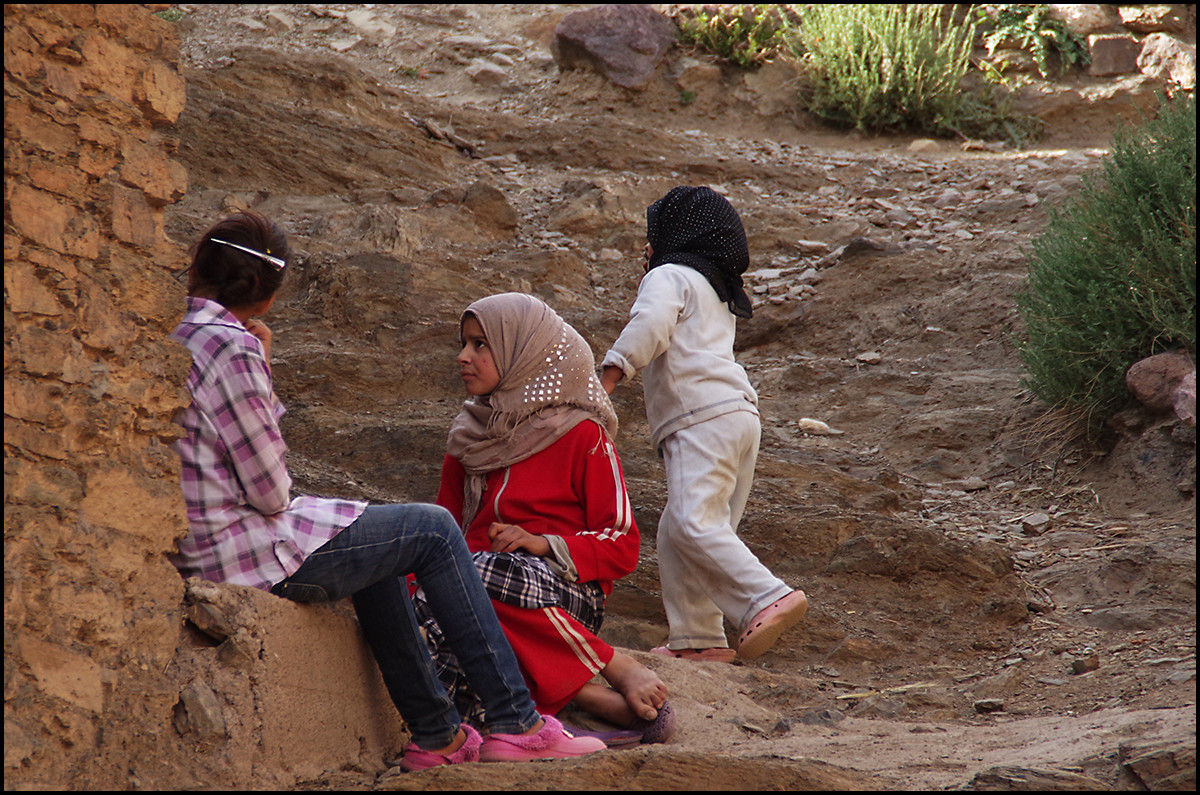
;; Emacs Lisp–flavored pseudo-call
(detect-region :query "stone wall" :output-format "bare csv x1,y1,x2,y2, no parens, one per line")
5,4,404,788
5,3,193,787
1047,4,1195,86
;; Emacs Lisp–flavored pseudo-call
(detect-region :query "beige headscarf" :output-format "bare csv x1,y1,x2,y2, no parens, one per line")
446,293,618,529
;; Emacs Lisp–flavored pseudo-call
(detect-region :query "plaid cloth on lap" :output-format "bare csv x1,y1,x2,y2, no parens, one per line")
472,551,604,629
414,550,604,722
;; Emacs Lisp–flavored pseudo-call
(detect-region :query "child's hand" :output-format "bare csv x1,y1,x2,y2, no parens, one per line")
600,365,623,395
245,318,273,361
488,522,550,557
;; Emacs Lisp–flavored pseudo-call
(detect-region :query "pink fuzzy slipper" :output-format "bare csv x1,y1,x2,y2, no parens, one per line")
479,714,606,763
737,590,808,660
399,723,482,772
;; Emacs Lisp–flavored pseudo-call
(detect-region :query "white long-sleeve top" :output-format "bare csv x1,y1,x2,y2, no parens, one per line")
602,263,758,448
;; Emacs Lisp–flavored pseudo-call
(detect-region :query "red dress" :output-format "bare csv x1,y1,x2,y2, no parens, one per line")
436,420,640,713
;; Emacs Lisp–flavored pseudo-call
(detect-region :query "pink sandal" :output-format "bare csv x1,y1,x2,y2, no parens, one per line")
399,723,482,771
650,645,736,663
737,590,808,660
479,714,606,762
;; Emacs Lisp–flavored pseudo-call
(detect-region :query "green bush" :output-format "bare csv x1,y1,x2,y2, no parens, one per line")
153,7,187,23
792,4,977,134
1016,94,1197,426
670,4,1042,144
977,4,1091,78
674,4,799,69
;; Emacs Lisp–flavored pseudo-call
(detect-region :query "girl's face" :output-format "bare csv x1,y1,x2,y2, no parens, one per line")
458,315,501,396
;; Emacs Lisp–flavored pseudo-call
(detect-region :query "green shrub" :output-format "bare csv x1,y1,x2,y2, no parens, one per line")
939,81,1047,148
674,4,799,69
792,4,977,134
671,4,1041,145
977,4,1091,78
153,7,187,23
1016,94,1197,426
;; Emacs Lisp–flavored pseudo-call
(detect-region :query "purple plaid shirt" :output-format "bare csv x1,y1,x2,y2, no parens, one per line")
170,297,366,590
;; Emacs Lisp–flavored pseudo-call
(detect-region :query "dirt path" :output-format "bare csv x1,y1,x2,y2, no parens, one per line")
164,4,1195,790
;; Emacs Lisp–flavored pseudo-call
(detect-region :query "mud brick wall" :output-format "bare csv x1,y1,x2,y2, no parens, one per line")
5,6,406,788
4,3,194,787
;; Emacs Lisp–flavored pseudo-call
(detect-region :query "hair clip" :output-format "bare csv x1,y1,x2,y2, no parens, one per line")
210,237,286,271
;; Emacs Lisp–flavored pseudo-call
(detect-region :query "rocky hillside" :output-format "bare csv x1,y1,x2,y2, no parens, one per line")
5,4,1194,791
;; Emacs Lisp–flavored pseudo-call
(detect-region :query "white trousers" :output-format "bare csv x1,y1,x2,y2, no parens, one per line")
657,409,791,649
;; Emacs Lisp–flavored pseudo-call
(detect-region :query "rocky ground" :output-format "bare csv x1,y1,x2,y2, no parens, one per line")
161,4,1194,790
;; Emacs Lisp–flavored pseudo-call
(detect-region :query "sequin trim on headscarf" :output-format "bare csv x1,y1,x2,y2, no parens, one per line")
446,293,618,528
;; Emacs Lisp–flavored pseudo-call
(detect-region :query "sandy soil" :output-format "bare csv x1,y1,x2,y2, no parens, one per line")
162,4,1195,790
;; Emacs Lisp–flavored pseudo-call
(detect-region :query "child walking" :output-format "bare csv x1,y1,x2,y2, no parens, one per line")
600,186,808,662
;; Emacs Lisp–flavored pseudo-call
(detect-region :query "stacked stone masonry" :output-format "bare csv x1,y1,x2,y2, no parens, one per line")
5,5,407,788
5,4,195,788
1048,4,1195,86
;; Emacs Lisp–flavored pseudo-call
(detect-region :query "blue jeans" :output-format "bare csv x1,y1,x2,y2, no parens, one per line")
271,503,540,748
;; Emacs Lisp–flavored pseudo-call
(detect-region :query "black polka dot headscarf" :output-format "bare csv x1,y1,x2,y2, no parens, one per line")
646,186,753,319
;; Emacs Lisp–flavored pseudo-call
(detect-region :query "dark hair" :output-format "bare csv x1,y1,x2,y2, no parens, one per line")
190,211,289,309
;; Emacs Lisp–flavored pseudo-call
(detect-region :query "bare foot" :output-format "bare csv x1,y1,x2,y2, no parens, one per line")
606,652,668,721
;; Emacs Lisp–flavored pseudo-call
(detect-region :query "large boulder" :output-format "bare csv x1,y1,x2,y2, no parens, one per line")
1138,33,1197,89
1125,351,1196,414
553,4,676,89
